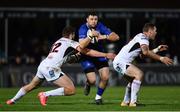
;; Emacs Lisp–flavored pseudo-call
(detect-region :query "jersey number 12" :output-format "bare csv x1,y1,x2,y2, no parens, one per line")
50,42,61,53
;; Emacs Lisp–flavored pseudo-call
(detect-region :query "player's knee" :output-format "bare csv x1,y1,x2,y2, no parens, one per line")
88,79,96,85
64,86,76,95
135,71,144,80
101,75,109,82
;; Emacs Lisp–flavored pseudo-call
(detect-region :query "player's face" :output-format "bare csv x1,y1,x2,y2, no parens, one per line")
149,27,157,40
86,15,98,28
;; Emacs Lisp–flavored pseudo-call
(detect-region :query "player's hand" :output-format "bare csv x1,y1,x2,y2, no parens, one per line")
157,45,168,52
160,57,173,66
91,29,99,37
105,53,116,59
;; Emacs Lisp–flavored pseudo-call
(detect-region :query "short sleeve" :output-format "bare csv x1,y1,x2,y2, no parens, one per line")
138,36,149,46
98,22,112,35
79,25,88,39
69,40,80,49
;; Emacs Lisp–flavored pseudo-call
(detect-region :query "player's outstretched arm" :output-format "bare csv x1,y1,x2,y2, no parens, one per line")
79,37,92,49
159,57,173,65
84,49,116,59
107,32,120,41
98,32,119,41
76,46,116,59
141,44,173,65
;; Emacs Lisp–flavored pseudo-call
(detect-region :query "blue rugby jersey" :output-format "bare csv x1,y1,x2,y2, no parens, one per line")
78,22,112,52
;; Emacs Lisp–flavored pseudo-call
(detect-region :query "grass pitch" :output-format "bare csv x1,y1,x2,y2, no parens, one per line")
0,86,180,111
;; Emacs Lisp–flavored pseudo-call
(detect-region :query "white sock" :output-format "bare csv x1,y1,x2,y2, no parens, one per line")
95,94,102,100
123,83,131,103
131,80,141,103
12,88,26,102
44,88,64,97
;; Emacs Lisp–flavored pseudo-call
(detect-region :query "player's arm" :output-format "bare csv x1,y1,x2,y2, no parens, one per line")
141,44,173,65
79,36,93,49
65,52,81,64
98,32,119,41
107,32,120,41
76,46,116,59
79,29,99,46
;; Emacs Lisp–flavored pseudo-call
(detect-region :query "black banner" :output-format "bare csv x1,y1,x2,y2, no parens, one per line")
0,64,180,87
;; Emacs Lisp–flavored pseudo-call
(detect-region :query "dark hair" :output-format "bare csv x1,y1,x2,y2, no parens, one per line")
62,26,75,38
143,23,156,32
86,10,98,18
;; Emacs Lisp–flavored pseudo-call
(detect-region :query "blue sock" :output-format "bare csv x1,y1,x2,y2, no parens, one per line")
97,87,105,96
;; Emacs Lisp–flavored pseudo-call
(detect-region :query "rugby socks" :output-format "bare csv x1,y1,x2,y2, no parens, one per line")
95,87,105,100
123,83,131,103
12,88,26,102
44,87,64,97
131,80,141,103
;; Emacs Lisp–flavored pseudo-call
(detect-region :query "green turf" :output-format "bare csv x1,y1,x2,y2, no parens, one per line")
0,86,180,111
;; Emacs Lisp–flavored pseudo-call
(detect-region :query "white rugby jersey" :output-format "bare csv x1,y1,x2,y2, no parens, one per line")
114,33,149,63
40,37,80,68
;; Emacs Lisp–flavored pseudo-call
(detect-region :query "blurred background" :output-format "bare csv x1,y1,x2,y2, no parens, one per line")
0,0,180,87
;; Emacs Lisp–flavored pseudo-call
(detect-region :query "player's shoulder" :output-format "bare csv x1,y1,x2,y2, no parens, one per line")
60,38,79,47
79,23,88,29
135,33,148,41
97,22,105,27
70,39,78,44
59,37,71,43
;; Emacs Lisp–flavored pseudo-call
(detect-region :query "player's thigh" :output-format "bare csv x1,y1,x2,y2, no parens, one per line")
98,67,110,80
86,72,96,82
95,60,109,79
53,74,74,88
126,64,143,78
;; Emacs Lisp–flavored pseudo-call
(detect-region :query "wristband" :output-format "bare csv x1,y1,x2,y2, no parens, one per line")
152,48,159,53
157,46,161,50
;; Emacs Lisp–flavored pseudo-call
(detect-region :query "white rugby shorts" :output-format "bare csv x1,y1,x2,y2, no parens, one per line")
36,64,64,82
113,60,130,75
